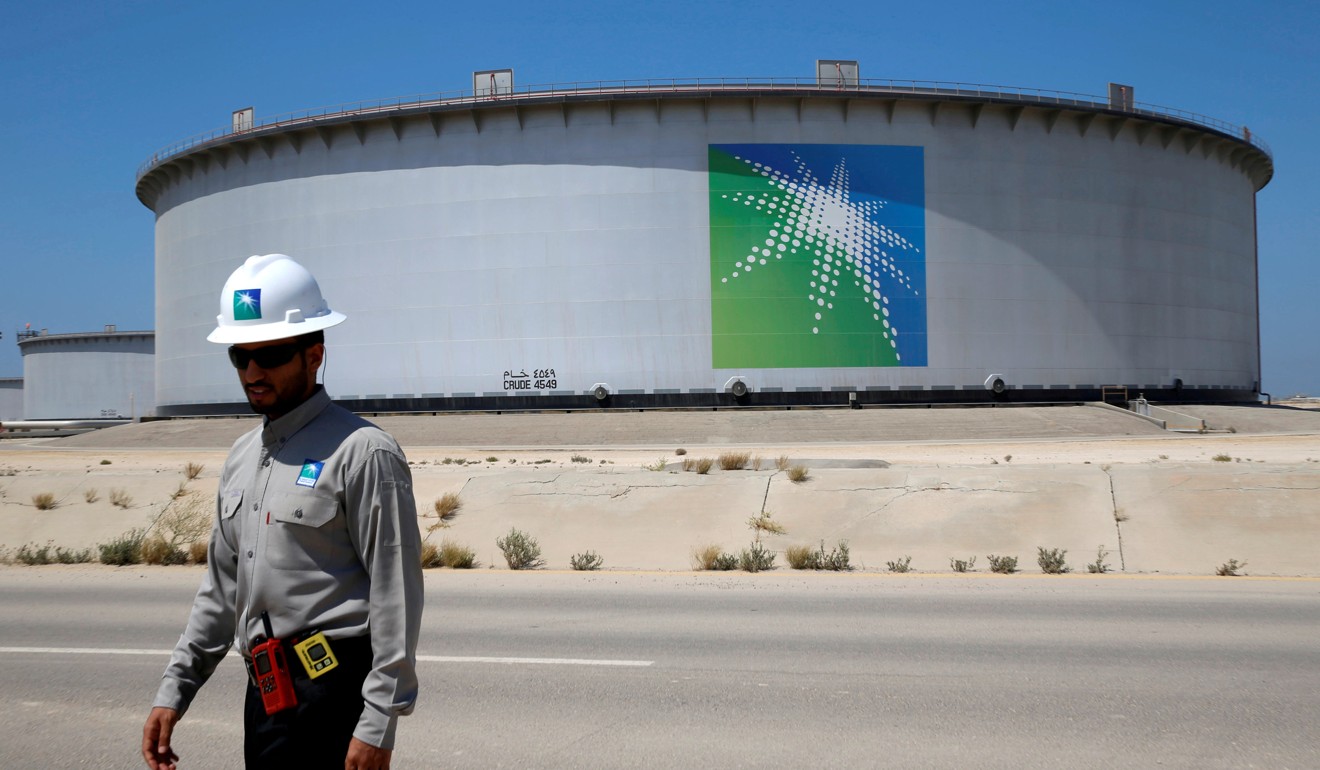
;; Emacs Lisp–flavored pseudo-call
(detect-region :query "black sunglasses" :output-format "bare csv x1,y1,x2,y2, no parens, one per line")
227,341,307,370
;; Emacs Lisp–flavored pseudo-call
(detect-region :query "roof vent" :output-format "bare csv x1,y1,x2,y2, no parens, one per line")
474,69,513,98
816,60,859,88
1108,83,1134,111
232,107,253,132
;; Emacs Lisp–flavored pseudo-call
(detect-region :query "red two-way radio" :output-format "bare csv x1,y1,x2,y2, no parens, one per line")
252,611,297,715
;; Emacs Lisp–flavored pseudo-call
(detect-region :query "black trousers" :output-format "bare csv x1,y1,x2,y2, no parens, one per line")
243,635,373,769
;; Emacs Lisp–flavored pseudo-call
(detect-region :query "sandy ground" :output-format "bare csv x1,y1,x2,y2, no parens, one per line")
2,404,1318,576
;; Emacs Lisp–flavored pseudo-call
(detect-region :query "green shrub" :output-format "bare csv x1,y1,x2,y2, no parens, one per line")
718,452,751,471
817,541,852,571
674,448,687,456
950,556,977,573
788,540,852,571
14,542,89,565
1212,454,1232,462
643,456,667,471
886,556,913,573
1037,547,1070,574
1086,546,1111,574
987,554,1018,574
15,543,49,565
711,552,739,571
570,551,604,571
57,545,92,564
98,529,145,565
738,542,776,572
497,528,544,570
1216,558,1247,577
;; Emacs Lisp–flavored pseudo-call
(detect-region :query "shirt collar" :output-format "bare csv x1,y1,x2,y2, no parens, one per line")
261,387,332,448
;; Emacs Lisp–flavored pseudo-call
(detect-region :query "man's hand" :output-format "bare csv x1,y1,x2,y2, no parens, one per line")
141,707,180,770
345,736,392,770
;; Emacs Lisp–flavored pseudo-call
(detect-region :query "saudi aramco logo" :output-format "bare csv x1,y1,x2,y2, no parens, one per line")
233,289,262,321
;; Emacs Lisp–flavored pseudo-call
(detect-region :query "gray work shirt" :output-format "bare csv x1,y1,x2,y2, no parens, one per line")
153,388,423,749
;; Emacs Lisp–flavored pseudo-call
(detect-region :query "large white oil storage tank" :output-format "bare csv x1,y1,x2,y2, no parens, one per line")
17,328,155,420
136,65,1272,415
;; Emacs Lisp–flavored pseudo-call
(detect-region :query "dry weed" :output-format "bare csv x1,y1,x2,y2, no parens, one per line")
439,539,478,569
692,544,723,571
718,452,751,470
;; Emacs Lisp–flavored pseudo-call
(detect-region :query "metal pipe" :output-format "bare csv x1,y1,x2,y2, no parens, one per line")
0,419,130,431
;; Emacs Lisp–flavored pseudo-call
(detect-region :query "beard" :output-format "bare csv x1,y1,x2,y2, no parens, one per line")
244,365,313,420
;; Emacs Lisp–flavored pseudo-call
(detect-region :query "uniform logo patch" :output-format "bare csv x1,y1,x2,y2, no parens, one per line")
296,460,325,488
233,289,262,321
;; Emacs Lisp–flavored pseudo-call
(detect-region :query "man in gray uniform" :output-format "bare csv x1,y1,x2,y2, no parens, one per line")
142,254,424,770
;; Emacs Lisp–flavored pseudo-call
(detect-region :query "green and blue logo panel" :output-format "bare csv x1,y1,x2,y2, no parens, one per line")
710,144,926,369
296,460,325,488
233,289,262,321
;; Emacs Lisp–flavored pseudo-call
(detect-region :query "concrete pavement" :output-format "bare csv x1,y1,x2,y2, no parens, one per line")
2,404,1318,576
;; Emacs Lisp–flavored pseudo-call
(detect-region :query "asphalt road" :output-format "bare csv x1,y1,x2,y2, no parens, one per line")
1,568,1317,769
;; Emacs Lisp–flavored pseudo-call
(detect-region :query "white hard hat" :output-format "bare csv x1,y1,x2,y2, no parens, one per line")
207,254,346,344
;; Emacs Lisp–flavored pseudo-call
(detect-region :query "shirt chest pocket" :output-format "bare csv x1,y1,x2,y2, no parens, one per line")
221,490,244,520
265,490,345,571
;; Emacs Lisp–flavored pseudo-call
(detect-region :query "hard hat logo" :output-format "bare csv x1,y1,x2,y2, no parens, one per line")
207,254,346,345
233,290,262,321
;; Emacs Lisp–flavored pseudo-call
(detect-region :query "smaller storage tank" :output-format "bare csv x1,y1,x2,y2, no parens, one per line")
17,327,155,420
0,378,22,421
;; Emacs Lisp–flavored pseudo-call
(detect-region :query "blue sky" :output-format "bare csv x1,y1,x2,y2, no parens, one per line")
3,0,1316,395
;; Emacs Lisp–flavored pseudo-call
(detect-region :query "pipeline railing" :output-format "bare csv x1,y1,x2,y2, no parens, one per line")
1130,398,1209,432
137,76,1271,180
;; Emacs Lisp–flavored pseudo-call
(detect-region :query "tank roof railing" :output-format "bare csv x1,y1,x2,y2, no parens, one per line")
137,76,1271,180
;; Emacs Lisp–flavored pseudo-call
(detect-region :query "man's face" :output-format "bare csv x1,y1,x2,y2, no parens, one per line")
228,336,323,420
